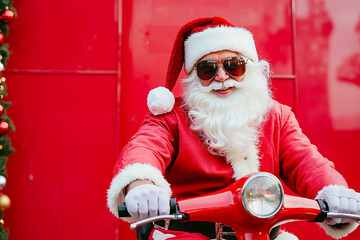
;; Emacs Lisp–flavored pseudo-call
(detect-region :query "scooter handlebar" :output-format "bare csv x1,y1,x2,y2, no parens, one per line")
312,199,360,222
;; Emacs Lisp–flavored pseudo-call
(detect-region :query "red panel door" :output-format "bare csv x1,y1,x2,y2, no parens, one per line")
3,0,360,239
293,1,360,238
4,0,120,239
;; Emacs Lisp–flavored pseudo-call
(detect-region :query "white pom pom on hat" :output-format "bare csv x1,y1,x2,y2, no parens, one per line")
147,16,258,115
147,87,175,116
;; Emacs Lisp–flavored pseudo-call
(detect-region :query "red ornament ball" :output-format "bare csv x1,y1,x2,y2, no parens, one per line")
0,105,3,117
0,33,4,46
1,9,15,24
0,120,9,135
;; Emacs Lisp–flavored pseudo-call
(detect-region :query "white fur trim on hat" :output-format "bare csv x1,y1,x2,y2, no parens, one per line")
106,163,172,221
316,185,359,239
147,86,175,116
184,26,258,73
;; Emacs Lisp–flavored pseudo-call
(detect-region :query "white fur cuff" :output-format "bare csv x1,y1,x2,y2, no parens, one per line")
274,231,298,240
318,222,359,239
106,163,172,219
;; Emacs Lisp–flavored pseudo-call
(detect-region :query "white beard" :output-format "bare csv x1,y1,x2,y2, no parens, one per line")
182,60,273,180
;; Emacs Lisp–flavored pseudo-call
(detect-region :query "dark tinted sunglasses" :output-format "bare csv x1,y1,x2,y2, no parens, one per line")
194,56,247,81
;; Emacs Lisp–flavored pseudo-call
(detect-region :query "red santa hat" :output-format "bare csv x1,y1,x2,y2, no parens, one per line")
147,17,259,115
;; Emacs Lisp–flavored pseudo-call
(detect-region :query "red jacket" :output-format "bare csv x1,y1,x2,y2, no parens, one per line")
113,99,347,201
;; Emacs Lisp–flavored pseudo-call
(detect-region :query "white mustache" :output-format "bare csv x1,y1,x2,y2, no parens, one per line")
198,79,245,93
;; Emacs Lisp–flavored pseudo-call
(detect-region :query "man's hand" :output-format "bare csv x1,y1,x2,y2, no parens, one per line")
125,184,170,219
317,185,360,225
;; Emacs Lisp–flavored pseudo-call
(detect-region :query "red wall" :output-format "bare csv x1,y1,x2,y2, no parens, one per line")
4,0,120,239
3,0,360,239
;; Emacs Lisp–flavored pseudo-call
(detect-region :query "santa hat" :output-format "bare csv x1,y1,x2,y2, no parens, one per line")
147,16,259,115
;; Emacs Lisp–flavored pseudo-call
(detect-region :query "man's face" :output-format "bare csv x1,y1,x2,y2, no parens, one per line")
184,50,272,169
197,50,245,97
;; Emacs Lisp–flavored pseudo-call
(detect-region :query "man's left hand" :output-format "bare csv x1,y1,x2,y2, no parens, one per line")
317,185,360,225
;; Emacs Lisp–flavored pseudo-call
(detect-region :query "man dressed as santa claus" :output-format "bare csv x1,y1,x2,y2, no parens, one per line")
107,17,360,239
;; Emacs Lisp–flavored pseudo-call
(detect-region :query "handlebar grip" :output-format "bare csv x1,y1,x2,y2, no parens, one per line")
118,198,179,218
310,199,329,222
118,204,131,217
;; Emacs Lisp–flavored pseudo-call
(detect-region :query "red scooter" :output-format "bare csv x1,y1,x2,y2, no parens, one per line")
119,172,360,240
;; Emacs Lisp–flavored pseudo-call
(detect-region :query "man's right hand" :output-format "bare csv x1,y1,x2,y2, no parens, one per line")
125,184,170,219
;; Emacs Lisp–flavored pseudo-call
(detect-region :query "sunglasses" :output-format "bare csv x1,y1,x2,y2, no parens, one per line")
194,56,247,81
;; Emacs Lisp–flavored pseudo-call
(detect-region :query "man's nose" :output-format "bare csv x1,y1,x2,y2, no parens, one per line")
214,65,229,82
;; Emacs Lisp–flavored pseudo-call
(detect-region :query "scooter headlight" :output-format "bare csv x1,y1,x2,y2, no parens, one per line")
242,172,284,218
